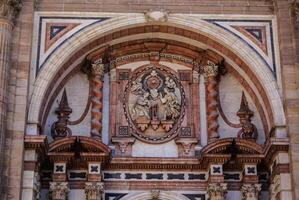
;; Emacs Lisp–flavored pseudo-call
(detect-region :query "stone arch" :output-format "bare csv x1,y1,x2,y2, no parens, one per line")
27,14,285,135
120,191,191,200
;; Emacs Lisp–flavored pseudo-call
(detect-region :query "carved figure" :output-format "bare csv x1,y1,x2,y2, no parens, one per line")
131,92,150,120
165,76,176,89
160,88,181,120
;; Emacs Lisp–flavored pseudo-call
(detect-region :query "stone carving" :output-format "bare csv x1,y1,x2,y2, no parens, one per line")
124,65,185,143
241,184,261,200
206,183,227,200
33,172,41,200
0,0,22,23
237,92,258,140
51,89,72,139
203,61,220,142
293,1,299,22
85,182,104,200
151,190,160,200
144,9,169,22
49,182,69,200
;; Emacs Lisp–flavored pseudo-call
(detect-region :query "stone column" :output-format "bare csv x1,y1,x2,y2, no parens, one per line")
203,61,219,143
90,60,105,140
207,183,227,200
0,0,21,194
85,182,104,200
49,182,69,200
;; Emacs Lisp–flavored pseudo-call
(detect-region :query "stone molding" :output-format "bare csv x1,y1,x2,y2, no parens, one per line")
0,0,22,23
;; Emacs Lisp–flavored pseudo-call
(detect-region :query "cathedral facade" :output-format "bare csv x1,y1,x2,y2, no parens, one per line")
0,0,299,200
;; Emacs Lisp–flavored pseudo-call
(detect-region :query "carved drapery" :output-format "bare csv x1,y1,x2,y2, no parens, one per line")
203,61,220,142
49,182,69,200
85,182,104,200
241,183,261,200
206,183,227,200
90,59,105,139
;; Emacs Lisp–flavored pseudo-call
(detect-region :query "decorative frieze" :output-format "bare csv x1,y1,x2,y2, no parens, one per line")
206,183,227,200
85,182,104,200
241,183,261,200
49,182,69,200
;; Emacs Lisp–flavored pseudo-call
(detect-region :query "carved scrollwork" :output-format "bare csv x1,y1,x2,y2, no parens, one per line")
123,65,185,143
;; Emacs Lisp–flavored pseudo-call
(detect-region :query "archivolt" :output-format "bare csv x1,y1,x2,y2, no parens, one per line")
27,14,285,133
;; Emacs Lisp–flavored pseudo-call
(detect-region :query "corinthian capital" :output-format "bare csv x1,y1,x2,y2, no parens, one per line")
85,182,104,200
241,184,261,200
0,0,22,23
203,61,218,79
207,183,227,200
91,59,105,76
49,182,69,200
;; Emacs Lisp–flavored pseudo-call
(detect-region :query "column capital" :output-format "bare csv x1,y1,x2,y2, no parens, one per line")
0,0,22,23
202,61,218,79
241,183,261,200
85,182,104,200
91,59,105,76
49,182,69,200
207,183,227,200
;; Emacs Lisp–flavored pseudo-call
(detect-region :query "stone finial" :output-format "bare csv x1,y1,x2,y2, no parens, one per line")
49,182,69,200
85,182,104,200
241,183,261,200
203,61,219,79
144,9,169,22
237,91,257,140
0,0,22,23
51,89,72,139
207,183,227,200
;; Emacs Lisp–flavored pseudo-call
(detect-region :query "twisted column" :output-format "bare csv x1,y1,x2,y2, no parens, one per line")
0,0,21,196
90,60,105,139
203,61,219,142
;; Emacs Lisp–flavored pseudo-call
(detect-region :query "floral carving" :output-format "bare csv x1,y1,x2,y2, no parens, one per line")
207,183,227,200
124,65,185,143
85,182,104,200
0,0,22,23
241,184,261,200
49,182,69,200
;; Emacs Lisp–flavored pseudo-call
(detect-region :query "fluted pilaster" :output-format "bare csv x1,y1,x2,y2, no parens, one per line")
203,61,220,142
0,0,21,196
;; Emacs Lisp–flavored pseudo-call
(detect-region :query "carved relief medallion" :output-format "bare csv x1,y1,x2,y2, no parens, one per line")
123,65,185,143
